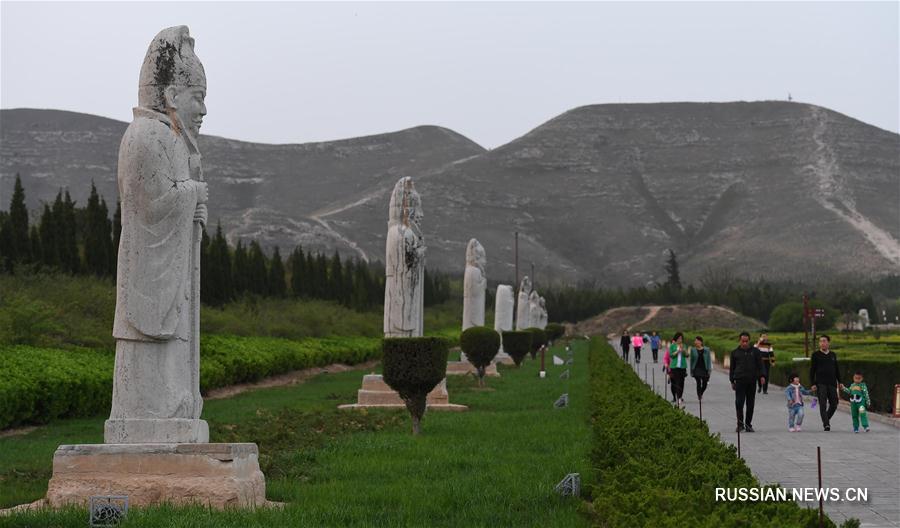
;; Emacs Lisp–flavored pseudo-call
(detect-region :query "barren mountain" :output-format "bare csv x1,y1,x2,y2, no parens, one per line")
2,102,898,286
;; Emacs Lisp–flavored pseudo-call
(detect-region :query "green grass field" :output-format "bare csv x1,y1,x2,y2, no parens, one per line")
1,341,590,527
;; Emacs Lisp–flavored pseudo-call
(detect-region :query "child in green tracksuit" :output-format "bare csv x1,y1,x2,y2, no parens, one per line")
841,372,871,433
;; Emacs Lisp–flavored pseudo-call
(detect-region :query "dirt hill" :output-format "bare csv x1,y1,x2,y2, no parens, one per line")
573,304,765,337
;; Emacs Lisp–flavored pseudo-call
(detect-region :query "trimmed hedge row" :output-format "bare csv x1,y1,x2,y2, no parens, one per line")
588,338,828,527
0,335,382,430
769,359,897,414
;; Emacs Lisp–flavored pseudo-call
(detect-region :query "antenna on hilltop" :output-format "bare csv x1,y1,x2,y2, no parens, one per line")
788,93,793,102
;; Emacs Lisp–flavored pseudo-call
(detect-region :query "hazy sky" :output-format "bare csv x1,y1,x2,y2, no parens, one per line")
2,1,898,148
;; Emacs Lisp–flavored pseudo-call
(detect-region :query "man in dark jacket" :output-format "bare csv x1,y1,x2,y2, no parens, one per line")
619,331,630,362
810,335,842,431
729,331,766,432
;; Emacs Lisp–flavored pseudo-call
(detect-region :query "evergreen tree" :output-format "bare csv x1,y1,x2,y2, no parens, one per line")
329,251,344,303
664,249,681,290
8,174,30,264
233,240,249,296
112,200,122,263
200,226,212,304
268,246,287,297
84,182,113,276
288,246,306,297
206,222,233,306
315,252,328,299
0,212,11,272
247,241,269,296
61,191,80,273
29,225,42,267
38,203,58,268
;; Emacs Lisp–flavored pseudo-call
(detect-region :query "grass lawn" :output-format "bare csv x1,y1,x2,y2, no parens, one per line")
1,341,590,527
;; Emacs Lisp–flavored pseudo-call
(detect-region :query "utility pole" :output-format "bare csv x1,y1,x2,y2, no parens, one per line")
514,231,519,289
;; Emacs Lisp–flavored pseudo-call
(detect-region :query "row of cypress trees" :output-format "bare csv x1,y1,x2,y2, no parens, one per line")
0,175,451,311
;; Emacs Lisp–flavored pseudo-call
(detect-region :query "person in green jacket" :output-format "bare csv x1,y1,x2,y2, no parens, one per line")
689,336,712,399
841,372,871,433
669,332,689,409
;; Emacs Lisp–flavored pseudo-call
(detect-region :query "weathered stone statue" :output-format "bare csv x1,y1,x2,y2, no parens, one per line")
515,276,532,330
384,177,425,337
106,25,209,444
528,290,542,330
538,296,548,329
858,308,870,329
47,27,266,509
493,284,515,364
462,238,486,331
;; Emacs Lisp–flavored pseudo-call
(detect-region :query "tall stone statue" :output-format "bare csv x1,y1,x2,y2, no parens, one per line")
106,26,209,444
528,290,541,330
538,296,548,329
462,238,486,331
858,308,870,329
384,177,425,337
493,284,515,362
515,276,532,330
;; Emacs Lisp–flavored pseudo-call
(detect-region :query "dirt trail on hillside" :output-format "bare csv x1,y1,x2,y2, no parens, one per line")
575,304,764,338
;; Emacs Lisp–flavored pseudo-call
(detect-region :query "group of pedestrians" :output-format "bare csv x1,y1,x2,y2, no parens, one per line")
619,330,872,434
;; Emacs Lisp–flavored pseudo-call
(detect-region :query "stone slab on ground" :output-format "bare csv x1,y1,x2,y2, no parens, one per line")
618,342,900,528
338,375,468,411
46,443,266,508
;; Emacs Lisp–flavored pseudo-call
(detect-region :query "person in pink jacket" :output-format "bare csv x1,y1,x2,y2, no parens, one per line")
631,332,644,363
662,344,676,402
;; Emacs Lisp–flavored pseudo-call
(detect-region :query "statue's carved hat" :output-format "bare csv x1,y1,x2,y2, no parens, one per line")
138,26,206,111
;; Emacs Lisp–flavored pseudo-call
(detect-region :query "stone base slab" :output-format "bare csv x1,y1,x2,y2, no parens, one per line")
494,351,515,365
46,443,265,508
104,418,209,444
446,361,500,377
339,375,468,411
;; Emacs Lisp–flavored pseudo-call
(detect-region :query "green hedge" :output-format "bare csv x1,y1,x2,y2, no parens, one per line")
769,358,897,414
382,337,449,434
588,338,828,527
545,322,565,342
0,335,382,430
525,328,547,359
460,326,501,369
501,331,531,366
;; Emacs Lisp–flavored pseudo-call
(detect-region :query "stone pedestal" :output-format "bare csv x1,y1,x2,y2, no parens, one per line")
339,375,467,411
494,352,515,365
446,361,500,377
46,443,266,508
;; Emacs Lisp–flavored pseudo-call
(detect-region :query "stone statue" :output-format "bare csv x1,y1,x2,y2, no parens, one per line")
106,26,209,444
858,308,870,329
538,296,548,329
462,239,486,331
494,285,514,334
515,276,532,330
528,290,542,331
384,177,425,337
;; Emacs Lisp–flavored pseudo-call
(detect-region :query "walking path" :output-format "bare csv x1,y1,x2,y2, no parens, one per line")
616,342,900,527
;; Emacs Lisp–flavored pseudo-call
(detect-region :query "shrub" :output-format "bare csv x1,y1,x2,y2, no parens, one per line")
382,337,449,434
460,326,501,386
768,300,837,332
525,328,547,360
545,323,565,342
0,334,383,430
587,338,829,526
501,331,531,366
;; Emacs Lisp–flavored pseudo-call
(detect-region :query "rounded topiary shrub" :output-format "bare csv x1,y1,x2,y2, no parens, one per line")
460,326,501,386
382,337,449,434
525,328,547,360
501,331,532,367
545,323,565,342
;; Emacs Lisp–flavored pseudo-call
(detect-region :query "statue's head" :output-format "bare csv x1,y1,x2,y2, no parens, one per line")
539,296,546,309
466,238,485,271
388,177,423,228
519,275,531,294
138,26,207,140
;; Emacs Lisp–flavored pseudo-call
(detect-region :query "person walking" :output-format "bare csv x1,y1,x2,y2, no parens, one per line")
650,331,661,363
729,331,766,432
756,333,774,394
632,332,644,364
810,335,842,431
690,336,711,400
619,330,630,362
668,332,689,408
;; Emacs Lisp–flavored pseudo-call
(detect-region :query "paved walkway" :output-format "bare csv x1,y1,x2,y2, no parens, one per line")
617,343,900,527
